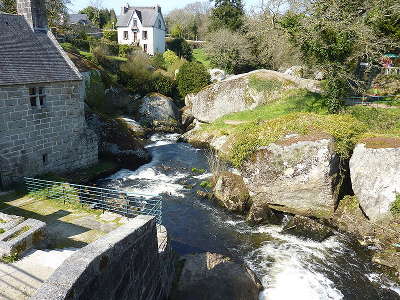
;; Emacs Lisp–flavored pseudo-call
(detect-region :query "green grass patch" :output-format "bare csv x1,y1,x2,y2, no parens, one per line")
4,226,30,242
79,50,94,61
193,48,212,69
390,194,400,215
106,55,128,62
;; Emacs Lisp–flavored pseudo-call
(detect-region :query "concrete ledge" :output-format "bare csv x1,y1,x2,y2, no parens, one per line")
0,218,46,257
30,215,173,300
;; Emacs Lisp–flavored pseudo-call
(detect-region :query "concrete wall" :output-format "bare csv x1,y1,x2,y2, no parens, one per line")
30,215,174,300
0,81,98,187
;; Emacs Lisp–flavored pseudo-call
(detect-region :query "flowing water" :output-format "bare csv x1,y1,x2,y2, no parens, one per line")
100,134,400,300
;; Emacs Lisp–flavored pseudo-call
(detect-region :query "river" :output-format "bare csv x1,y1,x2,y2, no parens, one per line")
100,133,400,300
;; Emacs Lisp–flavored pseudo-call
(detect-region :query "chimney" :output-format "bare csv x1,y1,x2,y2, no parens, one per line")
17,0,48,31
121,3,130,15
156,4,161,13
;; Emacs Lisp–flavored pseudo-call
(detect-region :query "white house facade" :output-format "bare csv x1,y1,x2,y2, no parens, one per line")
116,4,166,55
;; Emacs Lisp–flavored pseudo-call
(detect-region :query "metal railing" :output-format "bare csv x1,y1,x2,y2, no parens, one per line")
24,177,162,224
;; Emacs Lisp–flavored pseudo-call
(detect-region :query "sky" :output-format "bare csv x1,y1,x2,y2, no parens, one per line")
67,0,262,14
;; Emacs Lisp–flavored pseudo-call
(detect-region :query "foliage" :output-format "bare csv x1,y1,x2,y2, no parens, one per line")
151,54,166,70
191,167,206,174
79,6,117,28
103,30,118,42
176,62,211,97
151,74,177,98
166,1,211,40
118,44,134,57
163,50,180,66
280,0,400,113
167,38,193,60
200,180,212,189
209,0,244,32
60,42,79,55
205,28,254,74
390,195,400,215
120,53,154,95
70,38,90,52
85,71,107,112
193,48,212,69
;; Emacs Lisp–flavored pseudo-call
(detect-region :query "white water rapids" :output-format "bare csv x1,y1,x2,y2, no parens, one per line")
101,133,400,300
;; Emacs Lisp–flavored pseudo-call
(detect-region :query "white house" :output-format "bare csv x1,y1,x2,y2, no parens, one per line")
116,4,166,55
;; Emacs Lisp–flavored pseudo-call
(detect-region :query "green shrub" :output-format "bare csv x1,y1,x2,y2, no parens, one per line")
60,42,79,55
390,195,400,215
119,53,154,95
85,71,107,112
176,62,211,97
151,74,177,98
71,38,90,52
163,50,179,66
119,45,135,57
151,53,166,70
167,38,193,60
103,30,118,42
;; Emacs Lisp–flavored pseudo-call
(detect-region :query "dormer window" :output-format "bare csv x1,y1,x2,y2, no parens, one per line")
133,19,137,27
29,87,46,108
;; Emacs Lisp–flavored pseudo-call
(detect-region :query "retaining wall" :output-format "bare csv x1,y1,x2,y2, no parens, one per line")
30,215,174,300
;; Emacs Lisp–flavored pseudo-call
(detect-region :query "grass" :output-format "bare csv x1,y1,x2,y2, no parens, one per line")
79,50,94,61
193,48,212,69
198,89,400,167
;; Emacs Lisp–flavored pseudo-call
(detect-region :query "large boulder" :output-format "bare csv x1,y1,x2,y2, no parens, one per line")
174,252,262,300
213,172,251,214
185,69,320,123
209,68,227,82
350,138,400,221
86,112,150,170
241,133,341,218
138,93,181,132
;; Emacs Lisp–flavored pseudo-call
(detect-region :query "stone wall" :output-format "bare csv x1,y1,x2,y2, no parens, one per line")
0,81,98,187
30,215,174,300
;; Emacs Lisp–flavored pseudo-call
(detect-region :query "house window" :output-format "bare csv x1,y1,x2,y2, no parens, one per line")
134,32,137,42
158,20,161,29
123,31,128,40
142,31,147,40
133,19,137,27
29,87,45,107
143,44,147,53
42,154,48,165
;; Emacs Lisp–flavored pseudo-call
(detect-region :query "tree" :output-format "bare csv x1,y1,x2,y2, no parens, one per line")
205,28,254,73
167,38,193,60
281,0,399,112
176,62,211,97
209,0,244,32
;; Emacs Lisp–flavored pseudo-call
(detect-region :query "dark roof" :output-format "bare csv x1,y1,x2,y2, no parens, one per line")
68,13,90,25
117,7,164,28
0,13,82,86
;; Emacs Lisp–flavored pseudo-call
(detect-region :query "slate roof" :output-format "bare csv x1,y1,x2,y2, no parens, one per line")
117,6,164,28
0,13,82,86
68,14,90,25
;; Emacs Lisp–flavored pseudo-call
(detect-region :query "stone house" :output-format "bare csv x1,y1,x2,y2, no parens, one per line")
0,0,98,190
116,4,166,55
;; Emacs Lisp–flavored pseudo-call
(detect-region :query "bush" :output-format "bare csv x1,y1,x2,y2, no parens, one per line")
391,195,400,215
103,30,118,42
71,38,90,52
151,74,177,98
60,42,79,55
151,53,166,70
119,44,135,57
85,71,107,112
167,38,193,60
92,45,109,66
119,53,154,95
163,50,179,66
176,62,210,97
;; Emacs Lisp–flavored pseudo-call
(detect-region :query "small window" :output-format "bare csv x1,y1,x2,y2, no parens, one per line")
133,19,137,27
42,154,48,165
123,31,128,40
158,20,161,29
143,44,147,53
142,31,147,40
29,86,45,107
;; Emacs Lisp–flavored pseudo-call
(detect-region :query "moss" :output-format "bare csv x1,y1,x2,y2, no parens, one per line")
191,168,206,174
390,194,400,215
0,252,19,263
0,229,5,234
248,75,284,93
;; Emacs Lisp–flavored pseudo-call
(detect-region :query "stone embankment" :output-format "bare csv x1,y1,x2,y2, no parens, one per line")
31,216,174,300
